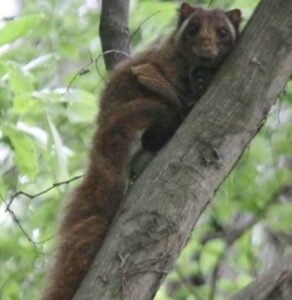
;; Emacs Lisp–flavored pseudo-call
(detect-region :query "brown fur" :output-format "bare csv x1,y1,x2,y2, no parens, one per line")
41,4,241,299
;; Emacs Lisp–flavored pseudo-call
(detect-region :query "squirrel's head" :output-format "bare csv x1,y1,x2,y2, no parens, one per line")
176,3,241,68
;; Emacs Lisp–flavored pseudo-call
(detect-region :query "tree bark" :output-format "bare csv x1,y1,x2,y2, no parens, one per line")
75,0,292,299
229,253,292,300
99,0,130,71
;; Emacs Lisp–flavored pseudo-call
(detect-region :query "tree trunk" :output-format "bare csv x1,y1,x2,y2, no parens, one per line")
75,0,292,299
99,0,130,71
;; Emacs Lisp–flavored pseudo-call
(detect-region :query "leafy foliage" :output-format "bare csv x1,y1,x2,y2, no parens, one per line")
0,0,291,299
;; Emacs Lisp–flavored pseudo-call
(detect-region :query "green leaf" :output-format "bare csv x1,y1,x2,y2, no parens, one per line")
3,125,38,179
0,86,10,114
47,116,68,179
64,89,97,123
0,14,43,46
7,62,34,94
13,94,43,115
200,239,225,273
267,203,292,232
59,42,79,59
23,53,58,72
0,177,5,199
0,61,7,77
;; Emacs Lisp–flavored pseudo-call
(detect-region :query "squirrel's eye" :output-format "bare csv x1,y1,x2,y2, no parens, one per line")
217,27,228,39
186,24,199,38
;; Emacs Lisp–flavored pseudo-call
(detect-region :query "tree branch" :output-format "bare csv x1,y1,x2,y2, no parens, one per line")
229,253,292,300
75,0,292,299
208,215,257,300
99,0,130,71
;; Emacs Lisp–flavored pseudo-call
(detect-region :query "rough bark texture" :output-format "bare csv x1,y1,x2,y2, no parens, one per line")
75,0,292,299
99,0,130,71
229,253,292,300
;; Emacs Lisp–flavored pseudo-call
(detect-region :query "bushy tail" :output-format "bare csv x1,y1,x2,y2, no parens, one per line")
40,98,173,300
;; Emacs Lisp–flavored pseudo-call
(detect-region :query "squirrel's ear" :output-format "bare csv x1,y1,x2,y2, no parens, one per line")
226,9,242,29
178,3,196,25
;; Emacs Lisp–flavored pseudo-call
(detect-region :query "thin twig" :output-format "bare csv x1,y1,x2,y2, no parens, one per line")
6,175,83,210
0,193,42,254
128,11,161,47
66,60,94,93
94,49,130,82
1,175,83,256
66,49,130,92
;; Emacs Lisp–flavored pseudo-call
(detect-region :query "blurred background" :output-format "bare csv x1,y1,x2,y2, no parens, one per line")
1,1,292,299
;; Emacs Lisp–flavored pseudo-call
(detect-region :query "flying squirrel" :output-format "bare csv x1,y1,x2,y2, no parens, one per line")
40,3,241,299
